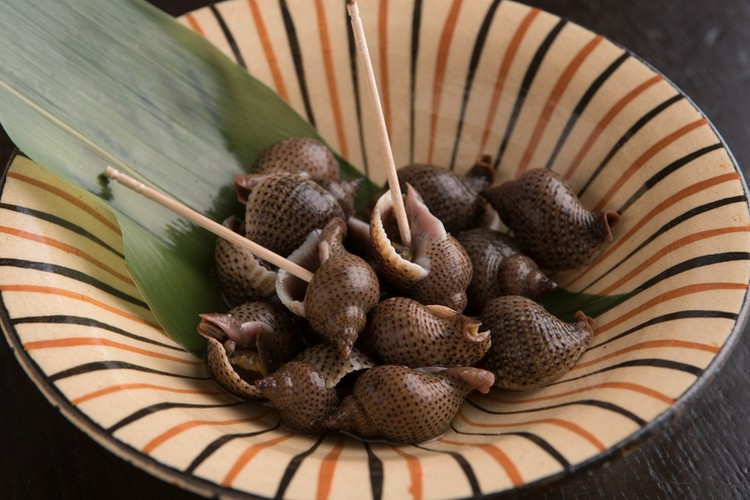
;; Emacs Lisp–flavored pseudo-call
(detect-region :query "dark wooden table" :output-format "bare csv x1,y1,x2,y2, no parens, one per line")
2,0,749,498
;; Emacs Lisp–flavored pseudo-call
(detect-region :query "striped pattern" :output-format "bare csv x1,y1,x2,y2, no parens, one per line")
1,0,749,498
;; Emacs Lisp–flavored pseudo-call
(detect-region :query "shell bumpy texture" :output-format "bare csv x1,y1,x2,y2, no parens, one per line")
244,173,345,258
253,136,339,180
483,168,617,271
479,295,594,390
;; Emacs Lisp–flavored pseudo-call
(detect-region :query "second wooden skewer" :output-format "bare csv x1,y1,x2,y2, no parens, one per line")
104,166,315,283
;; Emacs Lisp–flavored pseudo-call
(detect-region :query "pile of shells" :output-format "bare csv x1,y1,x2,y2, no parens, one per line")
198,137,619,444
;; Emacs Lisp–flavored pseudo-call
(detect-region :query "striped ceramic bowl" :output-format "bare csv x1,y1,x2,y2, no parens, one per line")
2,0,749,498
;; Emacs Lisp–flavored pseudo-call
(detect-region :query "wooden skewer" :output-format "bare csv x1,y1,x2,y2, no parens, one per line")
103,166,315,283
347,0,411,247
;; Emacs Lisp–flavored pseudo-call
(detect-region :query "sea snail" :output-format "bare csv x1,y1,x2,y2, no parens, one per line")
324,365,495,444
396,160,500,233
254,344,376,433
214,215,277,307
252,136,340,180
236,172,347,259
197,301,307,399
366,297,490,367
482,168,620,271
370,184,472,311
456,228,556,313
479,295,594,390
276,218,380,359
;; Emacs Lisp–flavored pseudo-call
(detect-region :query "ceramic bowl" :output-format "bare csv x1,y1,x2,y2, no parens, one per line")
2,0,750,498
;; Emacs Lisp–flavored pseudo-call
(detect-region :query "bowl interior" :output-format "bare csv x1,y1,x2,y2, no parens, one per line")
2,0,750,498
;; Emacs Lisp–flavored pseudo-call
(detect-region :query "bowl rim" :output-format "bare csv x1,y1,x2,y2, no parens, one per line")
2,1,750,497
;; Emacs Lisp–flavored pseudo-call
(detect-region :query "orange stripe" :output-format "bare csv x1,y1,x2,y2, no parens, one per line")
598,225,750,295
592,118,707,212
7,172,120,234
247,0,289,102
143,412,272,455
222,432,295,486
72,382,223,405
456,410,605,451
315,0,348,159
427,0,464,163
185,13,205,36
0,284,159,329
485,381,674,405
316,434,346,500
595,282,748,336
438,438,523,486
392,447,423,500
378,0,392,133
24,337,200,365
479,8,540,155
0,226,134,285
574,339,720,369
516,35,604,177
562,172,741,289
564,75,662,179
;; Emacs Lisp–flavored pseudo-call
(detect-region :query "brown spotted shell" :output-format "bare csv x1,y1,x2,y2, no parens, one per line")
323,365,494,444
370,185,472,311
197,302,307,399
397,162,499,232
254,344,375,433
253,136,339,180
482,168,620,271
215,215,277,307
479,295,594,390
367,297,490,367
304,218,380,359
456,228,556,313
242,173,345,259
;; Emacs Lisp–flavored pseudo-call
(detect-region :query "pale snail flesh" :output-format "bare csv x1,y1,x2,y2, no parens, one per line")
456,228,556,313
370,184,472,311
323,365,495,444
366,297,490,367
481,168,620,271
254,344,376,433
479,295,594,390
197,301,307,399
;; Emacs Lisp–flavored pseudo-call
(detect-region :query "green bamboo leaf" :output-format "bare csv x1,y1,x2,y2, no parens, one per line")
0,0,375,350
541,288,633,323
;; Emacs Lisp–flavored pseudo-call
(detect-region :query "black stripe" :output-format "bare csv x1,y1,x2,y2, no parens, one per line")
493,19,568,170
0,258,148,309
344,0,370,179
543,52,630,170
579,175,741,294
364,443,384,500
409,0,423,163
632,252,750,295
209,4,246,69
278,0,316,126
450,425,572,470
577,93,683,198
557,358,704,385
0,202,124,258
414,444,481,496
591,309,738,350
274,433,328,499
618,143,724,214
185,424,281,475
12,315,181,351
48,360,211,382
107,400,250,433
467,397,646,427
448,0,503,171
